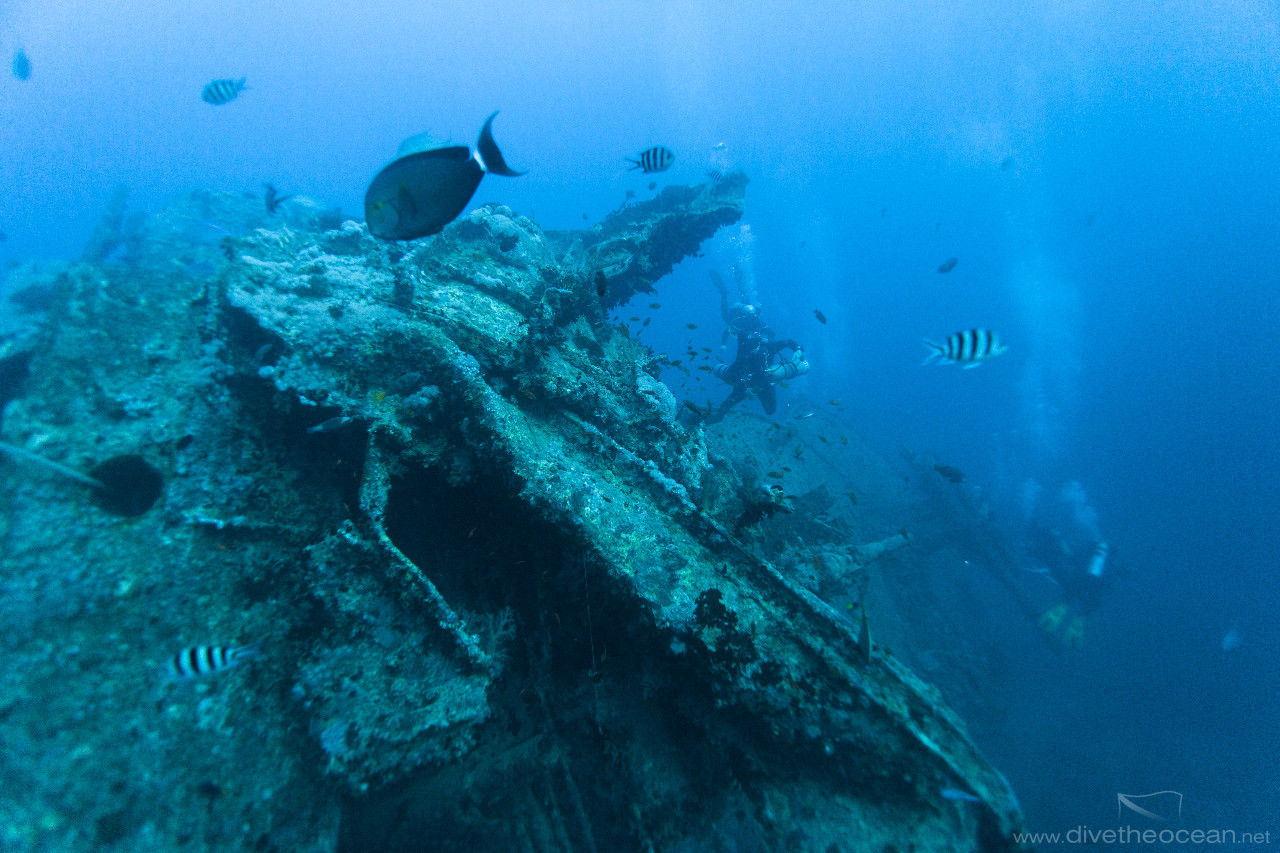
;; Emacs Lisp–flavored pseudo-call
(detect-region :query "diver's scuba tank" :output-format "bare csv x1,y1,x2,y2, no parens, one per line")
1087,541,1109,578
765,346,809,381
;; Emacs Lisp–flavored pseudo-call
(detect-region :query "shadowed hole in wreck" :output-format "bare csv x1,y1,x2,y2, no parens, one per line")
89,454,163,517
222,376,366,520
0,349,32,428
337,466,737,852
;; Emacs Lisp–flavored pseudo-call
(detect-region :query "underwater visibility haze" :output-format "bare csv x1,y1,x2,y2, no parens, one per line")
0,1,1277,850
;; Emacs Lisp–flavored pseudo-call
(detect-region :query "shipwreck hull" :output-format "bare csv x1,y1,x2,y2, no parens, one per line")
0,180,1027,852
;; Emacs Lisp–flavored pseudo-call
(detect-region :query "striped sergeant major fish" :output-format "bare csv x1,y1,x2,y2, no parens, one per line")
169,643,260,678
626,146,674,174
202,77,247,106
921,328,1007,368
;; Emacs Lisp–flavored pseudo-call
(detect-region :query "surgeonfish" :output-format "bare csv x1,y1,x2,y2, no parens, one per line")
169,643,260,678
263,184,291,215
202,77,246,105
306,416,353,434
921,329,1007,368
365,112,524,242
12,48,30,80
937,257,958,273
627,146,674,174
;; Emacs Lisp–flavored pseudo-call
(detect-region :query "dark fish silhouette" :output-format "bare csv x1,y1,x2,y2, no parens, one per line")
202,77,246,105
648,181,657,191
263,184,291,215
12,48,30,81
937,257,958,273
388,371,423,396
933,463,965,484
813,309,827,324
627,146,674,174
594,270,607,298
1001,156,1016,171
364,111,524,241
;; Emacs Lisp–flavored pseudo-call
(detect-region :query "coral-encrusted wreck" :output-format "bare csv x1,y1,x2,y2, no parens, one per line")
0,176,1027,852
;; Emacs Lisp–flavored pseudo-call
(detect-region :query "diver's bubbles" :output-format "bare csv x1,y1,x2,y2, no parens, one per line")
1020,478,1042,522
1057,480,1100,542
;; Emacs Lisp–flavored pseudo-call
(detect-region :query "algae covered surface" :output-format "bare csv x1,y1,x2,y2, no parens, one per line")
0,178,1028,852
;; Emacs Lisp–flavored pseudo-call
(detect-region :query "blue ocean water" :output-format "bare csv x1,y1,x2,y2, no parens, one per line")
1,0,1276,844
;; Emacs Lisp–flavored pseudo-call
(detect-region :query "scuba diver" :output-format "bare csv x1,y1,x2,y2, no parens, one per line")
704,273,808,424
1027,525,1110,649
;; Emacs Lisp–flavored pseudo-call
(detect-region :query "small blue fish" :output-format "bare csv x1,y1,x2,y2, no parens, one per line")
169,643,260,678
202,77,246,106
941,787,982,804
306,416,353,435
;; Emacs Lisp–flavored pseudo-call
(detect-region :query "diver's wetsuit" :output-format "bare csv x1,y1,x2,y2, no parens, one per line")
1028,527,1107,614
1028,525,1109,647
705,329,802,424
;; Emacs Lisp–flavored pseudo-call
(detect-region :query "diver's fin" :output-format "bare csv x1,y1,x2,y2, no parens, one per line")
476,111,525,177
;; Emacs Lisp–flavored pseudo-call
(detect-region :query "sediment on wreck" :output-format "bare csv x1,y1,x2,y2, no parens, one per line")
0,179,1028,853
